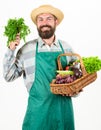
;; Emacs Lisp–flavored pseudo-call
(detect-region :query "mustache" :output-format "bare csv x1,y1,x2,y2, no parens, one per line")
40,25,51,29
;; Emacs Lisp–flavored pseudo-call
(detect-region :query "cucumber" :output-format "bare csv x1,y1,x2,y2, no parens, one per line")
56,70,74,75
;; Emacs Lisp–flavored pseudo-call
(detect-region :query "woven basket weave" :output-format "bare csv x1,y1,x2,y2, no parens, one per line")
50,53,97,95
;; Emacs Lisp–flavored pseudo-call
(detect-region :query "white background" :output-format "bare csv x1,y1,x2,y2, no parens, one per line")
0,0,101,130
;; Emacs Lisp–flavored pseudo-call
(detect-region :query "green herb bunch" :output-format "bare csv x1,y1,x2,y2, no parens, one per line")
81,56,101,73
4,17,31,46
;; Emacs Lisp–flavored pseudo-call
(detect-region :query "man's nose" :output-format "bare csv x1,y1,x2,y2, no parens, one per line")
42,19,49,25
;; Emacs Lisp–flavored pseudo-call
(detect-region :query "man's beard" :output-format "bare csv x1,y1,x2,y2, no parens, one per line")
37,25,56,39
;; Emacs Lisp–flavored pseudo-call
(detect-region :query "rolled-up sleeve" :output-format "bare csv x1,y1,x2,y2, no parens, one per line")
3,48,23,82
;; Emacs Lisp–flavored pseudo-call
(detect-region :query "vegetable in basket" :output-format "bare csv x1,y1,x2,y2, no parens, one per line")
81,56,101,73
4,17,31,47
55,56,101,84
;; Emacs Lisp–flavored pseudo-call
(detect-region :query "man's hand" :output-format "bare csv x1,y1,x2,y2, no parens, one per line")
9,33,20,50
62,89,83,97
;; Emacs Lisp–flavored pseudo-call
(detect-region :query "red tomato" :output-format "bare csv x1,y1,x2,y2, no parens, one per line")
65,66,69,70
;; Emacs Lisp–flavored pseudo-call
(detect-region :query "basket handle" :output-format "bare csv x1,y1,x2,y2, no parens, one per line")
57,53,87,75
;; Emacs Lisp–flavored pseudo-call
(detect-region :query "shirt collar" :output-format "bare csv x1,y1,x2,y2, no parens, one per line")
37,37,60,48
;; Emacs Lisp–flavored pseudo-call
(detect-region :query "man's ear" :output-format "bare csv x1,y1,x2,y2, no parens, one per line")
56,19,59,26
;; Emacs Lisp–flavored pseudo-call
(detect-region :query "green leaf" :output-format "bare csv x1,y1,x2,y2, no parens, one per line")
80,56,101,73
4,17,31,47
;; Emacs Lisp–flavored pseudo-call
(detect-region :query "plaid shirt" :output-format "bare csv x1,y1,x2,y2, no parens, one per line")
3,37,75,92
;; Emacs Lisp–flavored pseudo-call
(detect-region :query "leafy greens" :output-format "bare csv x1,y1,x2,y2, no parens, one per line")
4,17,31,46
77,56,101,73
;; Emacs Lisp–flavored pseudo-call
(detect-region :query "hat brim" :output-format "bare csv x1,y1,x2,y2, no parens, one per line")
31,5,64,25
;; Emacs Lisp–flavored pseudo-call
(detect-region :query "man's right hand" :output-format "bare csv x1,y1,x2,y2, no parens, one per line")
9,33,20,50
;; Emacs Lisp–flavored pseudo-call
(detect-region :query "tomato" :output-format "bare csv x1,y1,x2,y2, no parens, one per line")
65,66,69,70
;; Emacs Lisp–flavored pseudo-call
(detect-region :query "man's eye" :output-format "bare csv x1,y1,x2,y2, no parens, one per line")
38,19,43,22
47,18,53,21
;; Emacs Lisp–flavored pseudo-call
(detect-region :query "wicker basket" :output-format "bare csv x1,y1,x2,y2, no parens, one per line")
50,53,97,95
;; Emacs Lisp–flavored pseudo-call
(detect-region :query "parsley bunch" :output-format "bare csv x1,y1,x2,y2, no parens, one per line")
81,56,101,73
4,17,31,46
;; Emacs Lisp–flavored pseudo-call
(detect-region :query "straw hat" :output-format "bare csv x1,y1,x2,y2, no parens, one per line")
31,5,64,25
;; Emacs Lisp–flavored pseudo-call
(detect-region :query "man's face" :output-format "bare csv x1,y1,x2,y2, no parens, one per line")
36,13,58,39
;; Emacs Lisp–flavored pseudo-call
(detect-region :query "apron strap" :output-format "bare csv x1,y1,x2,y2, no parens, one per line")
36,41,38,54
58,40,65,54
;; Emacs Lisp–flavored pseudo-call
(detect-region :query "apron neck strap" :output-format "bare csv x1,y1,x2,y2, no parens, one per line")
58,40,65,53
